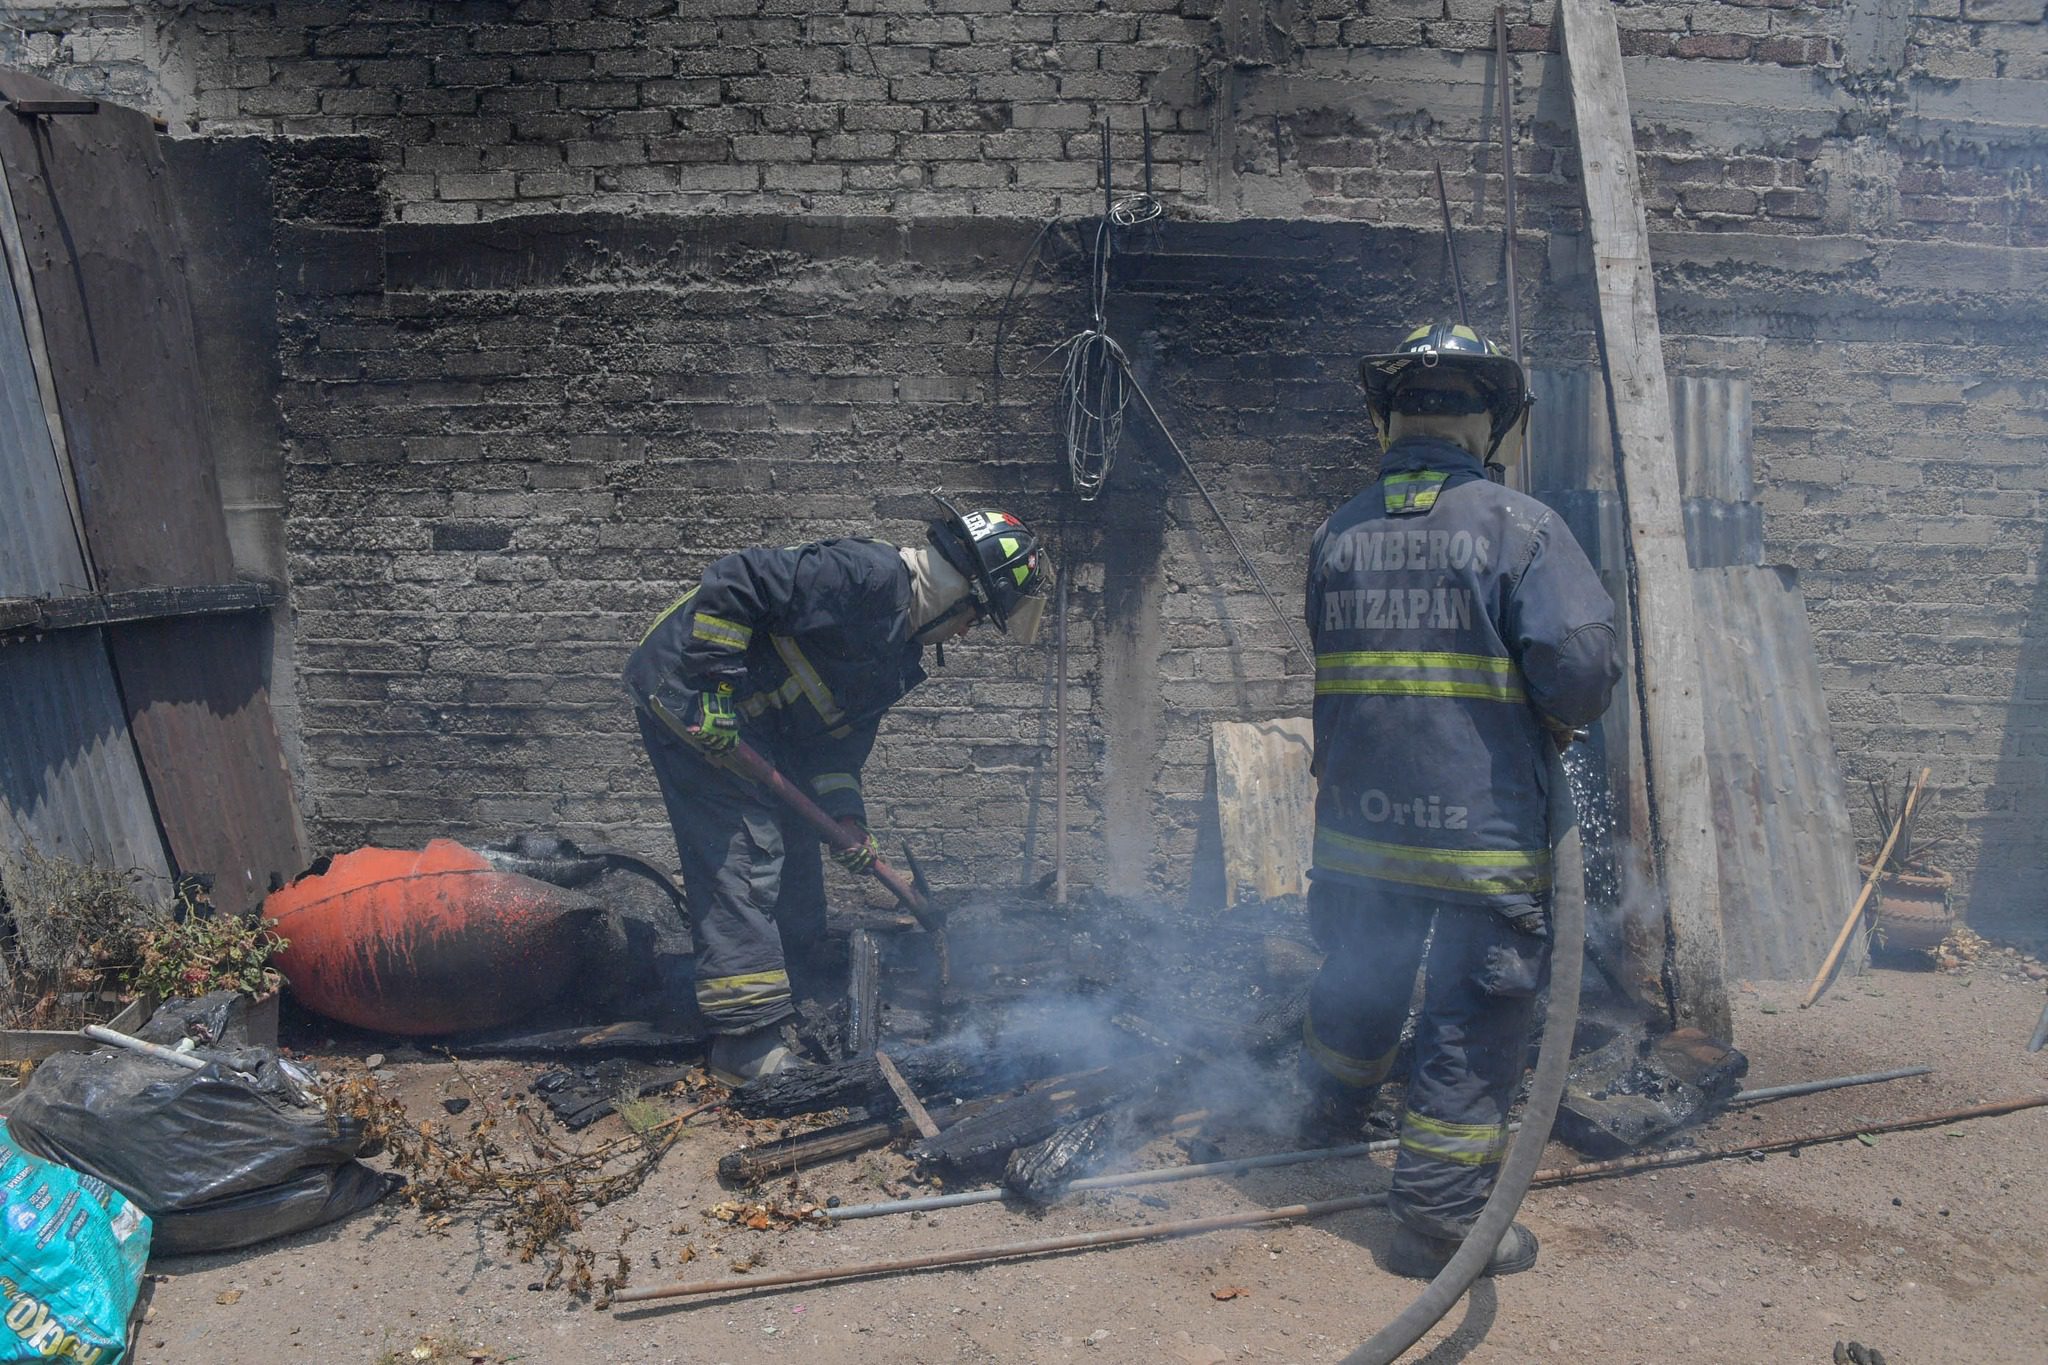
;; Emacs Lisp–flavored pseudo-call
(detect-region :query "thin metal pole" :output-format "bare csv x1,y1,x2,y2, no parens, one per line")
611,1192,1392,1305
1053,573,1068,905
1128,376,1312,665
1495,5,1522,367
1433,161,1470,327
613,1094,2048,1307
827,1064,1938,1225
2030,997,2048,1053
1731,1065,1932,1106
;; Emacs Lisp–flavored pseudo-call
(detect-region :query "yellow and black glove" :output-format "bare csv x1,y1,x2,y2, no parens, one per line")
686,683,739,754
830,820,880,875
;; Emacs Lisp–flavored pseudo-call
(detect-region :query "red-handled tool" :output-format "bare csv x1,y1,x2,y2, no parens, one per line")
725,738,938,930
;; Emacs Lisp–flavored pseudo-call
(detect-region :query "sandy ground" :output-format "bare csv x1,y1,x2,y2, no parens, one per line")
137,961,2048,1365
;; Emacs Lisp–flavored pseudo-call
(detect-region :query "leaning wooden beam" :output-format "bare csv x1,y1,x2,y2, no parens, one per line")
845,928,882,1057
1559,0,1731,1040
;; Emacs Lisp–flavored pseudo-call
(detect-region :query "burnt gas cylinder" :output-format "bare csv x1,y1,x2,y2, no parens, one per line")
267,839,605,1036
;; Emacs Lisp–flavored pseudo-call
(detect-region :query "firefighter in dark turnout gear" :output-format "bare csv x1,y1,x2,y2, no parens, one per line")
1303,324,1620,1279
625,500,1052,1083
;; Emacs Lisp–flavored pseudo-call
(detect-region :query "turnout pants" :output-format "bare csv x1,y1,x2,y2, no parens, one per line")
637,710,825,1036
1301,880,1550,1241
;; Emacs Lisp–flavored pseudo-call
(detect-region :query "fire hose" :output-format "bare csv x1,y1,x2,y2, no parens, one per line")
1337,827,1586,1364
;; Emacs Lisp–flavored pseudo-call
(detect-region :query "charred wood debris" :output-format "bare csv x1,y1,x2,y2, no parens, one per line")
487,836,1755,1201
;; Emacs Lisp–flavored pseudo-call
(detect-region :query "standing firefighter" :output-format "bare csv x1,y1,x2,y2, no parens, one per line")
625,499,1052,1083
1302,324,1620,1278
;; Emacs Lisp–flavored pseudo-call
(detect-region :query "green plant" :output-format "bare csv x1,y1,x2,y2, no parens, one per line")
1867,772,1952,877
129,911,287,1000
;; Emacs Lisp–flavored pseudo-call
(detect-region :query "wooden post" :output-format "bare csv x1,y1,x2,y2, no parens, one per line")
1560,0,1732,1040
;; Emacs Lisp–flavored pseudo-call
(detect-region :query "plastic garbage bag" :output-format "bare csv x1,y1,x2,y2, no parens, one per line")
0,1119,150,1363
6,1046,399,1256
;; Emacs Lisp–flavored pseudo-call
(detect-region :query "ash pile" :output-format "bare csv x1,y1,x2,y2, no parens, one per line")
719,891,1322,1201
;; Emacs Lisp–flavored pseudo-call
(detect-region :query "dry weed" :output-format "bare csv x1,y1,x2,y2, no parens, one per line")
321,1061,724,1305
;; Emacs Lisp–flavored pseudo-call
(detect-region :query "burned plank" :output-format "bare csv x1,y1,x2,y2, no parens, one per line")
716,1091,1012,1186
907,1052,1172,1180
727,1032,1078,1119
1001,1089,1190,1205
846,928,881,1057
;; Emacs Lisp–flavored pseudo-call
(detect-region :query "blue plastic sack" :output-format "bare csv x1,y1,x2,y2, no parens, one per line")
0,1120,149,1365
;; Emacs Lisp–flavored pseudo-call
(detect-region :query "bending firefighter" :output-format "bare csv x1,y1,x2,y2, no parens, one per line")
624,499,1052,1083
1302,324,1620,1279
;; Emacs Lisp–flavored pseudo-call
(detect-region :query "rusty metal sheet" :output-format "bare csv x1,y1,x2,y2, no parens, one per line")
106,615,306,917
1692,565,1862,982
0,68,234,591
0,630,172,887
0,219,89,598
1211,717,1315,904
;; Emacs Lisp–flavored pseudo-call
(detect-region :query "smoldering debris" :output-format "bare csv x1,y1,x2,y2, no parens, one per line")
1556,1024,1749,1157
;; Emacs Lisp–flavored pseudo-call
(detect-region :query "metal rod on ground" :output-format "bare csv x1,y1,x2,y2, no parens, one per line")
1804,766,1930,1008
2030,998,2048,1053
1495,4,1522,366
1731,1066,1933,1105
81,1024,209,1071
828,1062,1935,1221
1053,573,1068,906
617,1093,2048,1306
612,1192,1392,1305
1433,161,1470,327
1127,376,1312,665
1529,1092,2048,1185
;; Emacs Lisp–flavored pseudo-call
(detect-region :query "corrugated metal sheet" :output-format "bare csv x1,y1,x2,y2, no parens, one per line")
0,68,235,592
1693,566,1862,982
107,616,305,916
0,73,304,910
0,631,172,885
0,225,89,598
1670,376,1754,504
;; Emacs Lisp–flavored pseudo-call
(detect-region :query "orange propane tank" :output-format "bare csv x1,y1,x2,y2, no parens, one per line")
266,839,604,1036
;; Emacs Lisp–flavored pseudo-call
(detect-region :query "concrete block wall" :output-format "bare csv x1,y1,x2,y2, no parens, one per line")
5,3,2045,940
1,2,2043,243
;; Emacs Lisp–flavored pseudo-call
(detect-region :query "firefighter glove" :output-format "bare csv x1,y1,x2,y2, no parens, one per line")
687,683,739,753
831,821,880,875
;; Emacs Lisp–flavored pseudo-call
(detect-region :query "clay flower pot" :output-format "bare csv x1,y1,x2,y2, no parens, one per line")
1860,862,1956,954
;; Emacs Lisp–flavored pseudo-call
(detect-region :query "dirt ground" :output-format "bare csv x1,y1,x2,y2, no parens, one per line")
137,960,2048,1365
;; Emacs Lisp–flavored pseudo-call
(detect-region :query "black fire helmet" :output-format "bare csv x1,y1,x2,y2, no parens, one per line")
926,491,1052,644
1360,323,1530,456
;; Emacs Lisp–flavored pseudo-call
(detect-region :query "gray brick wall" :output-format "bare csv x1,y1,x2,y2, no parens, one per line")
4,4,2045,943
3,2,2045,245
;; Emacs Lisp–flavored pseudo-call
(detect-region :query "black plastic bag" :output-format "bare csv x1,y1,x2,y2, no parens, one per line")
6,1046,397,1256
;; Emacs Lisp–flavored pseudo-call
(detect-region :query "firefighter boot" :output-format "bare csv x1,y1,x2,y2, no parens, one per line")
707,1024,810,1085
1385,1221,1540,1279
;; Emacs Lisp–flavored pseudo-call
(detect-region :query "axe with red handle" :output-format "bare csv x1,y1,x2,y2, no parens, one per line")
724,737,939,933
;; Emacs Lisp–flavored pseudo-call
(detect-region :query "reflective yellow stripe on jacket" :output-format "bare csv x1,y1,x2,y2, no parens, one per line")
1315,650,1526,703
1313,826,1551,898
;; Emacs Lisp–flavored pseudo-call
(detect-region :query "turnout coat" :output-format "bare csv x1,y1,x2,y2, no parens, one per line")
623,538,926,828
1304,436,1621,914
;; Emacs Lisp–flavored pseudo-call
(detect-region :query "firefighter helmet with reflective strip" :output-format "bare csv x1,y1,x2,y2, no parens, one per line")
927,491,1052,641
1359,323,1529,456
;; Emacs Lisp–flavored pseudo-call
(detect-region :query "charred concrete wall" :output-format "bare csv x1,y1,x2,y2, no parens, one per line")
6,2,2047,940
